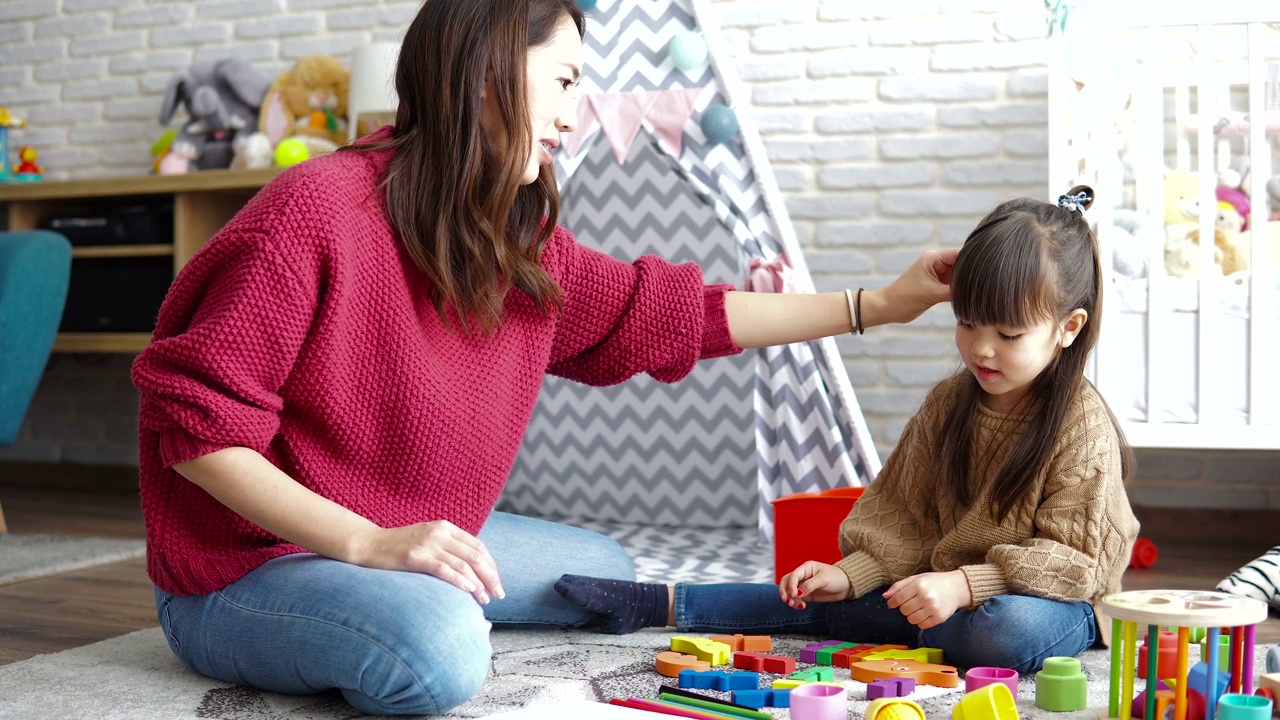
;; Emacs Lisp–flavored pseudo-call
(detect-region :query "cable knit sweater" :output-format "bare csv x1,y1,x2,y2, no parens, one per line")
834,372,1139,645
132,140,741,596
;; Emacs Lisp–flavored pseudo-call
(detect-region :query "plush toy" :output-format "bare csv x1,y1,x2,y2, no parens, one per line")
1163,169,1201,229
259,55,350,151
1109,208,1158,279
159,58,271,171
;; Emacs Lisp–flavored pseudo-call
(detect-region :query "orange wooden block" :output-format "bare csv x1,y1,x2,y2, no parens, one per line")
711,634,773,653
850,658,960,688
656,651,711,678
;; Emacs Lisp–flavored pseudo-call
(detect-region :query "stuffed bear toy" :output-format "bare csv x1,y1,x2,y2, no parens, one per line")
259,55,351,151
159,58,271,172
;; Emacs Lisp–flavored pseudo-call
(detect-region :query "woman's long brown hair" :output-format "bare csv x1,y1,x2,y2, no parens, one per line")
937,186,1133,523
351,0,584,334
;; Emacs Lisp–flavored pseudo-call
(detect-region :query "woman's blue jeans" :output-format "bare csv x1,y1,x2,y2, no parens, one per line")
675,583,1098,675
154,512,634,716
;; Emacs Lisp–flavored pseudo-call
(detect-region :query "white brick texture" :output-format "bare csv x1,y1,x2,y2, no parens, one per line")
0,0,1272,504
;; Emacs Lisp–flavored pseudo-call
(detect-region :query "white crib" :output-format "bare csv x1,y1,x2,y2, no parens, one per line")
1049,6,1280,449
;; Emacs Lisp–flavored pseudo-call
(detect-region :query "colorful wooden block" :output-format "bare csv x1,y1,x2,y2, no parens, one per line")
816,642,859,665
868,677,916,699
656,651,709,677
678,669,760,692
799,640,845,664
865,647,944,664
772,678,846,690
671,636,731,666
711,634,773,653
733,651,797,674
733,688,792,709
850,658,960,688
790,667,835,683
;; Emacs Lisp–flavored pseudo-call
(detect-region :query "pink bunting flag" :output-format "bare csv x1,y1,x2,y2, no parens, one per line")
646,88,702,156
562,88,705,163
589,91,655,163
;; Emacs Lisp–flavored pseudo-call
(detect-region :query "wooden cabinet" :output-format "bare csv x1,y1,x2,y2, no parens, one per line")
0,169,280,352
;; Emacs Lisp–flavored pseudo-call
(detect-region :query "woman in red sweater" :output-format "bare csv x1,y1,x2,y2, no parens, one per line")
131,0,956,714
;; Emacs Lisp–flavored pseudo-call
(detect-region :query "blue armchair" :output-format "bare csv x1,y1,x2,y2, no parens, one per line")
0,230,72,532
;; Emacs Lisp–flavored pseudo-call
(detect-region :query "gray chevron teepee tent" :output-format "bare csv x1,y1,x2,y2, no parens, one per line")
498,0,880,541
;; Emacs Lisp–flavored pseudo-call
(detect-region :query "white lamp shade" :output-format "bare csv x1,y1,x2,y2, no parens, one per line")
348,42,400,139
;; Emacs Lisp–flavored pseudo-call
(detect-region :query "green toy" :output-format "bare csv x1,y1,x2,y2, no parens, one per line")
1035,656,1088,711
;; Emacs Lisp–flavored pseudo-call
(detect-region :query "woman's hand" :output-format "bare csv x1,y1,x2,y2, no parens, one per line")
883,569,972,630
863,247,959,326
778,561,852,610
350,521,505,605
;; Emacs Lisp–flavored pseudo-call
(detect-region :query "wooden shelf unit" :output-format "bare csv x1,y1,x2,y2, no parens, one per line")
0,169,280,353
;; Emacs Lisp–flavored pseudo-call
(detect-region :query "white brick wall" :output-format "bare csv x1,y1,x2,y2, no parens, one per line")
1,0,1276,506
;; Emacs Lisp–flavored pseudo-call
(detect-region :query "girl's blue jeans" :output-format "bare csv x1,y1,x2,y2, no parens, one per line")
675,582,1099,675
154,511,635,716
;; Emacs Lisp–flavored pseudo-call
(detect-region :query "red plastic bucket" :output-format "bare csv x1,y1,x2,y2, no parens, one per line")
770,486,865,584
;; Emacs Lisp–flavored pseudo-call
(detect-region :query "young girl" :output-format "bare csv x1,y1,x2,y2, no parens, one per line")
556,186,1141,675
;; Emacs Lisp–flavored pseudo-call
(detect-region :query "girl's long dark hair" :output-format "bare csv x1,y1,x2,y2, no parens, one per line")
351,0,584,334
937,185,1133,523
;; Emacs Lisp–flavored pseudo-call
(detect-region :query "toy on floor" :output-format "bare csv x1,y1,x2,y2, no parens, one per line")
733,687,791,709
710,634,771,652
789,683,847,720
1035,656,1089,712
954,682,1020,720
733,650,796,674
655,650,708,677
965,667,1018,698
867,697,928,720
1101,589,1268,720
1131,538,1159,568
850,658,961,688
869,677,916,699
671,636,730,665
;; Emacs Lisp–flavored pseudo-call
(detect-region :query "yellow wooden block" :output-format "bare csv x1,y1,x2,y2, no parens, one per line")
671,636,731,666
864,647,945,664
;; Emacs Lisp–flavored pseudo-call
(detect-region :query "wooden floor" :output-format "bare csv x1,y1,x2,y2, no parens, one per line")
0,484,1276,667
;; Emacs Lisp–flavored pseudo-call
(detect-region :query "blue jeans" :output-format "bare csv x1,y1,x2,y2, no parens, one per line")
154,512,634,716
675,583,1098,675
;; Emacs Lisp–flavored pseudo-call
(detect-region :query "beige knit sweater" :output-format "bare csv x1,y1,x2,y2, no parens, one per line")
835,373,1139,646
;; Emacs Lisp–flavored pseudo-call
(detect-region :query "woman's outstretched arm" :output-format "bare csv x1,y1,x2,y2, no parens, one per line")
724,247,957,349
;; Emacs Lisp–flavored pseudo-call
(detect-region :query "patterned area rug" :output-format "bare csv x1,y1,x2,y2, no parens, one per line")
0,533,147,586
0,523,1270,719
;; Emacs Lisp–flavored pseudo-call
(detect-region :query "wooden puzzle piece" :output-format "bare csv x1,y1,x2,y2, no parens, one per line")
816,642,859,665
850,658,960,688
656,651,710,677
864,647,944,664
799,640,846,664
678,668,760,692
671,636,731,665
868,677,916,699
733,688,791,709
790,667,835,683
772,678,847,690
733,651,796,674
711,634,773,653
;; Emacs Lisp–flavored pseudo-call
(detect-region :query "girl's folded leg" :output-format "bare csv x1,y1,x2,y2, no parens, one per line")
156,554,492,716
919,594,1097,675
555,577,830,636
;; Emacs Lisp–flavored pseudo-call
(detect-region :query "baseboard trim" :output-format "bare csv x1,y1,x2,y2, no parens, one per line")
0,461,139,495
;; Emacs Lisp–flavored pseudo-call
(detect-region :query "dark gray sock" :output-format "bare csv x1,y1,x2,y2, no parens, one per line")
554,574,668,634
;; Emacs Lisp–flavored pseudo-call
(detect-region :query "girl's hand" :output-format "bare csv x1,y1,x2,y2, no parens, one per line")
778,561,852,609
350,520,504,605
883,569,972,629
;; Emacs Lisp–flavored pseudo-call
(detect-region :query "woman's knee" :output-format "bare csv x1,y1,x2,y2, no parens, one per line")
347,602,493,715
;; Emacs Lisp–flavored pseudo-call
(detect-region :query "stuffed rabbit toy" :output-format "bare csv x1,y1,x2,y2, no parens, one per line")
159,58,270,171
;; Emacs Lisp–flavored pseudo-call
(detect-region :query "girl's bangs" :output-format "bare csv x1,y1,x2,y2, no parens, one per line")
952,214,1057,329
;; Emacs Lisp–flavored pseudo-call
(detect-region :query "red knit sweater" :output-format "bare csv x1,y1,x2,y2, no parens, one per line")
132,143,741,596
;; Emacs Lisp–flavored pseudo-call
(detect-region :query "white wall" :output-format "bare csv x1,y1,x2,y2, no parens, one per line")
1,0,1276,507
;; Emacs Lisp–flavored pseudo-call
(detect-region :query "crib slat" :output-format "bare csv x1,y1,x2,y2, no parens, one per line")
1246,23,1269,427
1194,23,1217,428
